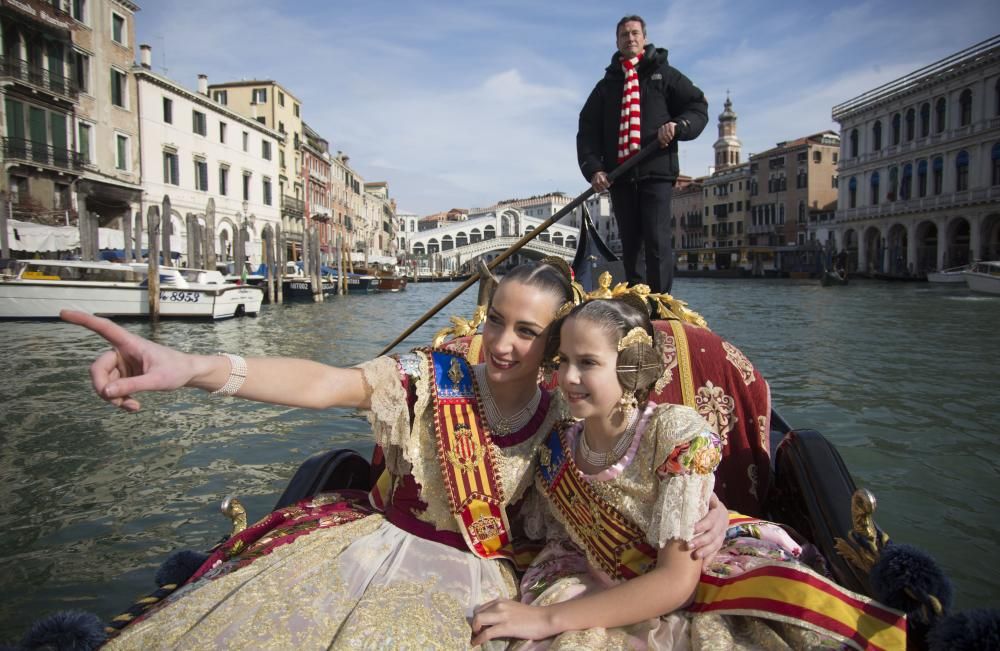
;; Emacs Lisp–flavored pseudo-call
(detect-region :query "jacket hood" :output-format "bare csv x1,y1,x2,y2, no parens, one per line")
605,44,669,75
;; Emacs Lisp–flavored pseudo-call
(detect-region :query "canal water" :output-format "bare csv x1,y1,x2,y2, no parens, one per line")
0,278,998,639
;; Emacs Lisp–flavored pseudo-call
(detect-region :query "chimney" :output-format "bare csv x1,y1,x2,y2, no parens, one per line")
197,74,208,95
139,44,151,69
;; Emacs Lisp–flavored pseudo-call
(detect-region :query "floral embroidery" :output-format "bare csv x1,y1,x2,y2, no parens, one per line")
757,414,768,453
656,427,722,477
695,380,736,447
722,341,755,386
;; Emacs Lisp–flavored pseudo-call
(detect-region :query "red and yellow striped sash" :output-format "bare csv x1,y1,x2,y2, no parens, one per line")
538,427,657,580
430,351,512,560
692,562,906,650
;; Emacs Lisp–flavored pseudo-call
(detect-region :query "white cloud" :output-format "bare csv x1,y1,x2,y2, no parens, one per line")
137,0,1000,213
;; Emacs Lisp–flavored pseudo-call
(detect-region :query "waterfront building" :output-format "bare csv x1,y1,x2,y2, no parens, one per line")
396,209,418,252
301,121,336,262
672,179,705,269
830,35,1000,275
0,0,82,231
418,208,467,231
700,163,751,271
361,180,397,262
134,46,281,266
748,131,840,273
70,0,142,232
206,78,305,259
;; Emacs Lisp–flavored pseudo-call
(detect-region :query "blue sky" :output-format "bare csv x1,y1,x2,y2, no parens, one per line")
136,1,999,215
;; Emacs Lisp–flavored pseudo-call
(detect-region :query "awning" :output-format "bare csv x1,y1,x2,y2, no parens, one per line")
4,220,181,253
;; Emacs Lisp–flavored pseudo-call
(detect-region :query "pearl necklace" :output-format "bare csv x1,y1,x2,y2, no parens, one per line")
577,410,639,468
474,365,541,436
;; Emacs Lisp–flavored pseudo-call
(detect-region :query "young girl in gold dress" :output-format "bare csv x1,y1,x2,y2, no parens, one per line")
472,298,907,650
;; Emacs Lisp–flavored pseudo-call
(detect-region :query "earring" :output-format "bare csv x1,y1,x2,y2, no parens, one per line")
617,391,638,419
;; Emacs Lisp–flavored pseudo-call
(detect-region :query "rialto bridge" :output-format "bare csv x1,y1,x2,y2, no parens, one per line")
822,189,1000,274
405,209,579,272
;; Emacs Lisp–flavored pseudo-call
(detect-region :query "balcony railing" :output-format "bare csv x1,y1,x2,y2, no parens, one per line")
2,137,83,172
0,55,78,101
281,195,304,216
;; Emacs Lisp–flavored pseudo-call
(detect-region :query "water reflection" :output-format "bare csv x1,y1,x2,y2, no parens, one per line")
0,279,997,637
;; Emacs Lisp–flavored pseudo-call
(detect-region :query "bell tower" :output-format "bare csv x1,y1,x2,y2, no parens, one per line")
713,92,741,170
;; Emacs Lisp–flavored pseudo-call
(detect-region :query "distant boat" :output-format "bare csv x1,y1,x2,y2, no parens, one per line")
962,261,1000,295
0,260,263,319
926,264,972,284
820,269,849,286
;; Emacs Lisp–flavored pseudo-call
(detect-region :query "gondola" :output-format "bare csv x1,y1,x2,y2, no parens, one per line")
821,268,849,286
20,201,991,651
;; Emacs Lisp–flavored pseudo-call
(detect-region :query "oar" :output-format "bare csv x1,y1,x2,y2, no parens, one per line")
379,139,663,356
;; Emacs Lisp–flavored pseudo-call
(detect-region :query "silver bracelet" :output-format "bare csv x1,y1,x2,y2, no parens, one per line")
211,353,248,396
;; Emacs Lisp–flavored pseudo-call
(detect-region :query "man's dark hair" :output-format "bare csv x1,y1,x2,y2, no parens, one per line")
616,15,646,36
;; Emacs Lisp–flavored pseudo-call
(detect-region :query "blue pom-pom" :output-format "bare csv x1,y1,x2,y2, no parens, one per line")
20,610,106,651
154,549,211,587
869,542,953,623
928,608,1000,651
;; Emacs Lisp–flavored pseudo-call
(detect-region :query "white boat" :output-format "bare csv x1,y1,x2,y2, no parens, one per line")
926,264,972,283
962,261,1000,295
0,260,264,319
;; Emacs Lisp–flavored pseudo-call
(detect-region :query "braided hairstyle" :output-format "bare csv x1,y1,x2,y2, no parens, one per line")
561,298,665,405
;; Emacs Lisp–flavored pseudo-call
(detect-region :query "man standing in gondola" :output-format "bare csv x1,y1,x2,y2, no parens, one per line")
577,14,708,294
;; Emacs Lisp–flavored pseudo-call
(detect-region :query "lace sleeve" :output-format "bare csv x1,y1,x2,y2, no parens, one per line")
356,354,414,450
647,405,721,547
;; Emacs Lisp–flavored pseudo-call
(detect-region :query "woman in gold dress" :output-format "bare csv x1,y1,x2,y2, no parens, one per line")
62,261,729,650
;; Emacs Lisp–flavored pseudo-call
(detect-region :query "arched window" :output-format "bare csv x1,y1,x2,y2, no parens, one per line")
917,160,928,197
872,120,882,151
920,102,930,138
888,166,898,201
848,176,857,208
995,78,1000,117
850,129,858,158
891,113,901,145
470,228,482,244
441,235,454,251
427,238,440,254
935,98,946,133
905,108,915,141
901,163,913,200
553,233,564,247
959,89,972,127
955,150,969,191
871,171,880,205
932,156,943,195
992,142,1000,186
484,225,496,240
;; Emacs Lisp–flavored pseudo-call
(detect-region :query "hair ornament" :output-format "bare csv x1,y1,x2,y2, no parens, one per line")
617,326,653,352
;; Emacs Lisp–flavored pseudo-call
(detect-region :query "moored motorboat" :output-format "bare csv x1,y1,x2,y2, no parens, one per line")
962,261,1000,295
0,260,263,319
926,264,972,283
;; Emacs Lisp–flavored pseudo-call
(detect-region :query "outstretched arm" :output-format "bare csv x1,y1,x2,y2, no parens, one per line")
471,540,700,645
61,310,371,412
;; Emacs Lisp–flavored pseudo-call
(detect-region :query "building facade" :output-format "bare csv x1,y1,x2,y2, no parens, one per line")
206,79,305,258
831,36,1000,275
1,0,82,229
134,48,281,266
71,0,141,229
301,121,336,262
672,179,705,269
748,131,840,273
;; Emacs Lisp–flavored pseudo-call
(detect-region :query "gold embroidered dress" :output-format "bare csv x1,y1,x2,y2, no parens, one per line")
518,402,904,651
104,350,560,651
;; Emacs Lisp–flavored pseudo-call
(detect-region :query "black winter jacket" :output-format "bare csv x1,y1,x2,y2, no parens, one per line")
577,44,708,183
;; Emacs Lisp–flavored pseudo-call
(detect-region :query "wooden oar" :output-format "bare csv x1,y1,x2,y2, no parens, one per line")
378,139,663,355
